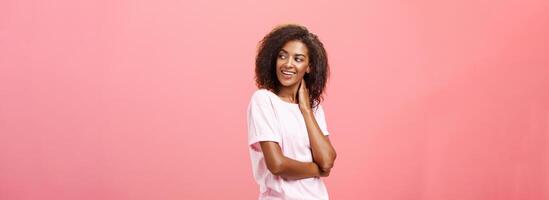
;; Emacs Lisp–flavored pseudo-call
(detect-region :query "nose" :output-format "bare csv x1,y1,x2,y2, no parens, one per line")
283,57,294,67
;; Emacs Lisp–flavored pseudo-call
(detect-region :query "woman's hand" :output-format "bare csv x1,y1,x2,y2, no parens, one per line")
297,79,312,113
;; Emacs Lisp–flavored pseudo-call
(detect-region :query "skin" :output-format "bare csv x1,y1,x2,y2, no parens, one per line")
259,40,337,180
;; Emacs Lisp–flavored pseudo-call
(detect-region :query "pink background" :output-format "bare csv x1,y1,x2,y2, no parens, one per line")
1,0,548,199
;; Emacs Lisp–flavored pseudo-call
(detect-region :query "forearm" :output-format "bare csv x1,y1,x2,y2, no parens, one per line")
275,156,322,180
259,141,322,180
301,110,337,170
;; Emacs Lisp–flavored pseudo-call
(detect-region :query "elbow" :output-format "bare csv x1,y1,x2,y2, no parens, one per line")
318,160,334,177
319,162,334,172
319,151,337,171
266,160,285,175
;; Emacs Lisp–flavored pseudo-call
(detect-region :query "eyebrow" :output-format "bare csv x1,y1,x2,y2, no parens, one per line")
279,49,307,58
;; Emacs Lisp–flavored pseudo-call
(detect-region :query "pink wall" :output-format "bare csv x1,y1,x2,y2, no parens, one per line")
1,0,548,199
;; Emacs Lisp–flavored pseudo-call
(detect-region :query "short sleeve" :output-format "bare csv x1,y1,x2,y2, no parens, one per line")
314,105,330,136
247,90,281,151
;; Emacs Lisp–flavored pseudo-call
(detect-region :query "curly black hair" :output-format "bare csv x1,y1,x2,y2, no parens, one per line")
255,24,330,109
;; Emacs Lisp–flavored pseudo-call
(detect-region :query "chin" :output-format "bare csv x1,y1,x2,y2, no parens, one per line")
277,77,299,87
276,70,304,87
279,81,294,87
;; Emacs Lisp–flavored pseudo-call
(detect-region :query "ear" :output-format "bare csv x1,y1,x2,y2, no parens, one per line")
306,65,311,74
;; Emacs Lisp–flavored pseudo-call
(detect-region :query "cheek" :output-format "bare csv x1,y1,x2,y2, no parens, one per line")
275,61,283,71
294,71,306,80
297,64,309,74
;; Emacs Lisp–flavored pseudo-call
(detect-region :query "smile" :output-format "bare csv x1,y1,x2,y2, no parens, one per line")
281,70,296,75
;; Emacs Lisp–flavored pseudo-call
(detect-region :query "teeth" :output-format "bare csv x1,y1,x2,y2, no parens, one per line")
282,71,295,75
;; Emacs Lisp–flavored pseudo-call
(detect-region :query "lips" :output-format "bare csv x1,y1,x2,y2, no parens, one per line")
280,70,296,79
281,70,296,75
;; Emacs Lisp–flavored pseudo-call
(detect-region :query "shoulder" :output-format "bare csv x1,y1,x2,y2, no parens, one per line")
314,104,324,111
313,104,326,115
251,88,271,97
250,89,274,104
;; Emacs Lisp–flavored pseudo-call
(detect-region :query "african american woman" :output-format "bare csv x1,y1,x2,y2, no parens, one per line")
247,24,337,200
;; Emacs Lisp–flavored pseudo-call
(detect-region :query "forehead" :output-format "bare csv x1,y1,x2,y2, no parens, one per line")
280,40,308,55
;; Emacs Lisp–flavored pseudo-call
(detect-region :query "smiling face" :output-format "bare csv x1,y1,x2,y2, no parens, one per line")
276,40,311,88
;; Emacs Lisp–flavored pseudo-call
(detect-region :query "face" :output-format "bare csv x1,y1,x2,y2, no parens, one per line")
275,40,310,88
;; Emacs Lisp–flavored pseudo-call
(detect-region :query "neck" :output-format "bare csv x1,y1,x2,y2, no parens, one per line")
276,84,300,104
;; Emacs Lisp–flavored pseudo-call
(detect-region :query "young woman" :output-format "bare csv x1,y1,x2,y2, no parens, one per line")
247,24,337,200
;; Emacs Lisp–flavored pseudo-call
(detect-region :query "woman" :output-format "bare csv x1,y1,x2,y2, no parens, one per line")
247,24,337,200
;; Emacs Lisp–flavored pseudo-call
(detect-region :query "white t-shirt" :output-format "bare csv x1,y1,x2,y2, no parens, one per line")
247,89,330,200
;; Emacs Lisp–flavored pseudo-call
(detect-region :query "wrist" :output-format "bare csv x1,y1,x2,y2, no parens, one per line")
299,106,313,114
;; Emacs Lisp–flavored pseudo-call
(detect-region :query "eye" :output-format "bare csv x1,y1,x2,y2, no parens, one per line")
295,57,303,62
278,53,286,59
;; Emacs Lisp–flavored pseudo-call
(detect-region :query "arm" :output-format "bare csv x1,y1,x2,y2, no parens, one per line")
298,80,337,173
301,110,337,172
260,141,328,180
